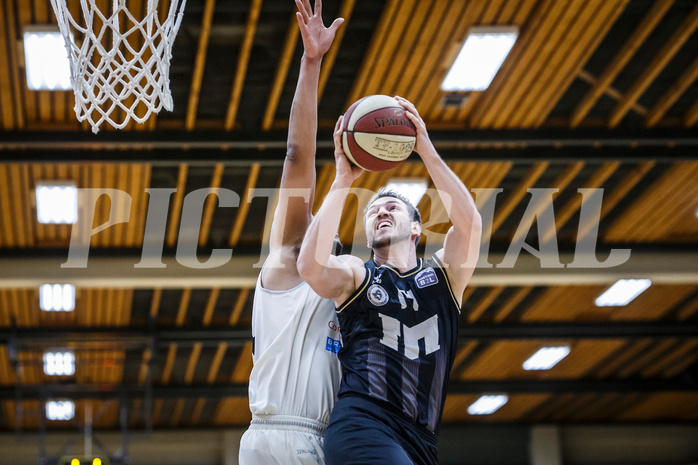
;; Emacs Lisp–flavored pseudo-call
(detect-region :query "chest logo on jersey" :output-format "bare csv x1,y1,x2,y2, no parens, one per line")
415,268,438,289
326,337,341,354
367,284,389,306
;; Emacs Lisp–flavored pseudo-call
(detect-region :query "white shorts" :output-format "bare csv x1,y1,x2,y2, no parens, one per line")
238,415,328,465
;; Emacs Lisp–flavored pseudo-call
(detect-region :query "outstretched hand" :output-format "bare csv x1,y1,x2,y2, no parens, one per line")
296,0,344,60
333,115,364,183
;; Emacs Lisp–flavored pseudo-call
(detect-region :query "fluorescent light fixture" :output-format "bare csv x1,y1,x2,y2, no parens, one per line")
40,284,76,312
385,178,429,207
441,26,518,92
46,400,75,420
23,26,72,90
467,394,508,415
43,350,75,376
523,346,570,371
595,279,652,307
36,182,78,224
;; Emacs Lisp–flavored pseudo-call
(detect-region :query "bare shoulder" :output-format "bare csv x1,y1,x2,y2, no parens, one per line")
332,254,368,304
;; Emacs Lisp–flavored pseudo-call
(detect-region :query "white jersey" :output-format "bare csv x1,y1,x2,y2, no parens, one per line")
247,274,342,425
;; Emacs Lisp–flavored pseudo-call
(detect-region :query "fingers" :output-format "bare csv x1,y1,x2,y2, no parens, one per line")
295,12,306,33
329,17,345,33
314,0,322,17
395,95,425,128
395,95,419,117
334,115,344,144
295,0,311,23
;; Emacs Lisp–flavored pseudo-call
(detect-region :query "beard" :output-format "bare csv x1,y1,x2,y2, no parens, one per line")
368,226,413,249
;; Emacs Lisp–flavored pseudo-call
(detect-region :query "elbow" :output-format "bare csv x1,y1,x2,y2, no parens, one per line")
472,210,483,237
297,249,319,283
285,144,301,165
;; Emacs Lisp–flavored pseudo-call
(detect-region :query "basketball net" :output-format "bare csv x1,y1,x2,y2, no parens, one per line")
50,0,187,133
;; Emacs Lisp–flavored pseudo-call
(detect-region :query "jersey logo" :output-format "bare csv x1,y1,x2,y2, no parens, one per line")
397,288,419,311
415,268,438,289
378,314,440,360
326,337,341,354
367,284,389,306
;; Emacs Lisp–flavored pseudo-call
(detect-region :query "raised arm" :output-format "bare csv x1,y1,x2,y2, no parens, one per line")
262,0,343,289
297,116,365,304
396,96,482,305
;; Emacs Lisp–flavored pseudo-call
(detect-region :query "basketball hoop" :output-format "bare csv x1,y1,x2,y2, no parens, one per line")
50,0,187,133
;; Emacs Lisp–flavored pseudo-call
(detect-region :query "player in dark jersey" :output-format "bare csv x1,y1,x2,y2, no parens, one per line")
297,96,482,465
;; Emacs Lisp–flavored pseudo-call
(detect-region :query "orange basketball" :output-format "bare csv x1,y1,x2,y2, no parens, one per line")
341,95,417,171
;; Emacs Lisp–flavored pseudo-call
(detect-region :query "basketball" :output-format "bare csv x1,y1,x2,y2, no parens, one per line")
341,95,417,171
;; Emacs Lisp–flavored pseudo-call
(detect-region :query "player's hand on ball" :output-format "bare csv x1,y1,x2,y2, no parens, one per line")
334,115,364,182
395,96,435,157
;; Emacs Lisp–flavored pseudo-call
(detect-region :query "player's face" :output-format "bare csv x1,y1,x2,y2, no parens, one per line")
364,197,414,249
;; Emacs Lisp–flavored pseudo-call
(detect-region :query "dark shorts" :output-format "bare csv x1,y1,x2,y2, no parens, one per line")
324,395,438,465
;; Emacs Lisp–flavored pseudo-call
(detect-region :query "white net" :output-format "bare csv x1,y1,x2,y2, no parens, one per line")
50,0,187,133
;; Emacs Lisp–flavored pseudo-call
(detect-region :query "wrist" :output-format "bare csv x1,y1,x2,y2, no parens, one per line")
302,54,323,66
332,174,355,189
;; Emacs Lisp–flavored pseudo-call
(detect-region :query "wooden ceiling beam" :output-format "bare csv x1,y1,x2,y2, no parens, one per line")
509,0,600,127
609,3,698,128
228,163,260,246
202,288,220,326
206,341,228,384
645,54,698,127
345,0,400,106
577,70,648,115
183,342,202,384
422,0,488,121
185,0,216,131
228,288,249,326
0,0,19,129
485,162,548,244
467,286,505,323
571,0,673,127
540,161,620,243
507,161,583,245
684,99,698,127
318,0,355,101
532,0,630,127
477,0,565,128
166,163,188,248
198,163,225,246
261,16,299,131
576,161,654,240
224,0,263,131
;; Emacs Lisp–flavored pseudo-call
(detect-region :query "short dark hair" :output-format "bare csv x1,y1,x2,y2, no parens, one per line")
364,188,422,247
365,188,421,224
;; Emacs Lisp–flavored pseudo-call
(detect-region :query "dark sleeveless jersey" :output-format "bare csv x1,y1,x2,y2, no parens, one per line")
335,255,460,436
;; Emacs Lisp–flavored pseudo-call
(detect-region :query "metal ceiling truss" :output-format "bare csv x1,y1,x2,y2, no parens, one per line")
3,322,698,347
1,128,697,163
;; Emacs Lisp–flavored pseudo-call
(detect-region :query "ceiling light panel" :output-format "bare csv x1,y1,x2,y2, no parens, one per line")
595,279,652,307
467,394,508,415
384,178,429,207
23,27,72,91
40,284,76,312
43,350,76,376
36,182,78,224
442,26,518,92
523,346,570,371
46,400,75,420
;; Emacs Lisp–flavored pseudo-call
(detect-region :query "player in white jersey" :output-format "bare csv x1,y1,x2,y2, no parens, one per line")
238,1,344,464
